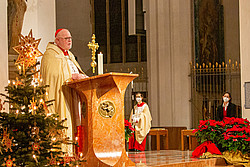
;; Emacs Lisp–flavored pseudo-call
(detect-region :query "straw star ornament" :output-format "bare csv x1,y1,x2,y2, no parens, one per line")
13,30,42,71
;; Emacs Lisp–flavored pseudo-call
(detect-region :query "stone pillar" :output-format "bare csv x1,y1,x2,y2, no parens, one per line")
0,0,9,110
22,0,56,52
146,0,192,128
239,0,250,119
222,0,240,62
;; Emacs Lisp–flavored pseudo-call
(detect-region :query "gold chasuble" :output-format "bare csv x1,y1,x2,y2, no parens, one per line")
129,103,152,144
40,43,84,153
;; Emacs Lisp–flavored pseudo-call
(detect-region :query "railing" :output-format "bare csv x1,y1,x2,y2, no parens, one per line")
189,59,241,128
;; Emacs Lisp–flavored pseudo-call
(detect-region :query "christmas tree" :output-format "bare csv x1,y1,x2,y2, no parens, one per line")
0,30,83,167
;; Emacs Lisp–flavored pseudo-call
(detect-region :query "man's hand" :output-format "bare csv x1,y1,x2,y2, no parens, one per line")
72,74,89,80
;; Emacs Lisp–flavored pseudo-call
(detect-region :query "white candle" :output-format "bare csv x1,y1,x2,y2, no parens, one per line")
34,84,36,94
33,155,38,163
98,52,103,75
18,65,21,75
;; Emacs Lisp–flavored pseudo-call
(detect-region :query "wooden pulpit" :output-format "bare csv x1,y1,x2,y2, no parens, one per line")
66,73,138,167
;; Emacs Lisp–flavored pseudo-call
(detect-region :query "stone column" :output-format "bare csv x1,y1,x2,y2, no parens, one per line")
22,0,56,52
0,0,9,110
146,0,192,128
239,0,250,119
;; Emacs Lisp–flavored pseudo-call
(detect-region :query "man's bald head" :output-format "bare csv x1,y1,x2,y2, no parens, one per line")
55,29,72,51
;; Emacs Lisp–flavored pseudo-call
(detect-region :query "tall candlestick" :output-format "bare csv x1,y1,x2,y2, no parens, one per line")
88,34,99,74
98,52,103,75
130,72,133,89
208,101,211,114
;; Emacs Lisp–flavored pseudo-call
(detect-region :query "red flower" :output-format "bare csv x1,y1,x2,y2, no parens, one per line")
124,119,130,126
124,119,134,131
193,129,198,133
244,137,250,141
201,125,208,130
234,134,246,138
195,118,250,154
209,120,217,127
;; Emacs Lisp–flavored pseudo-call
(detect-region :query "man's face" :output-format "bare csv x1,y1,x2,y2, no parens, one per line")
55,29,72,50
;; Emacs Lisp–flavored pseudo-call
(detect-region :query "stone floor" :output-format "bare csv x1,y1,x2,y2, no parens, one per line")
127,150,237,167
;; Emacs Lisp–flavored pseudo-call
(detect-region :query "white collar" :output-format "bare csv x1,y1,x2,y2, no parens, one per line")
223,102,229,108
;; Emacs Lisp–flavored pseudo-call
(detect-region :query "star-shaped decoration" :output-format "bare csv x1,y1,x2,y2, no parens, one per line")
2,155,16,167
3,135,14,152
13,29,42,70
2,128,8,143
29,141,44,155
46,153,59,166
60,153,72,166
46,127,69,144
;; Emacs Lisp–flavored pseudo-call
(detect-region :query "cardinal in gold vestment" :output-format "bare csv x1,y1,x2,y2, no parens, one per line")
40,29,88,153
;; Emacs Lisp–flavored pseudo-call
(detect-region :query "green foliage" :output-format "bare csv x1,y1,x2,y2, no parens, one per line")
194,117,250,154
218,117,250,154
0,64,78,166
124,119,134,142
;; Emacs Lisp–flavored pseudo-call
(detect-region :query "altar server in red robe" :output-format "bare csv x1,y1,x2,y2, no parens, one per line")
129,93,152,151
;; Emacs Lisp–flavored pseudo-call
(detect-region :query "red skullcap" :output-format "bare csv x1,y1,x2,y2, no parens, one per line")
55,29,63,37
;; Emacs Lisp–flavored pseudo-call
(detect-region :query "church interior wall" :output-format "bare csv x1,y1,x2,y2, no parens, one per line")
146,0,192,128
56,0,92,73
239,0,250,119
0,0,9,110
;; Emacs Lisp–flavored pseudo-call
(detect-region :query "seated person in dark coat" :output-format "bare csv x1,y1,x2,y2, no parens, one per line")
216,92,237,121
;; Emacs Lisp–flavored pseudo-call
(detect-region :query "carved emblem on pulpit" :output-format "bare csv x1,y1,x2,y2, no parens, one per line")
98,100,115,118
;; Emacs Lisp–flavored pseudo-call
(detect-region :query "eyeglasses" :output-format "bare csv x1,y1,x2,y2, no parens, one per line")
57,37,72,41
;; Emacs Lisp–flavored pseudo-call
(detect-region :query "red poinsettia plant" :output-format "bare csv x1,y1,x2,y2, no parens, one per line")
193,119,224,144
124,119,134,142
193,117,250,154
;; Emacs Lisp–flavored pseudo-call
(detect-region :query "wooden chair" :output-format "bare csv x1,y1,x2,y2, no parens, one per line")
181,129,198,151
148,128,169,151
